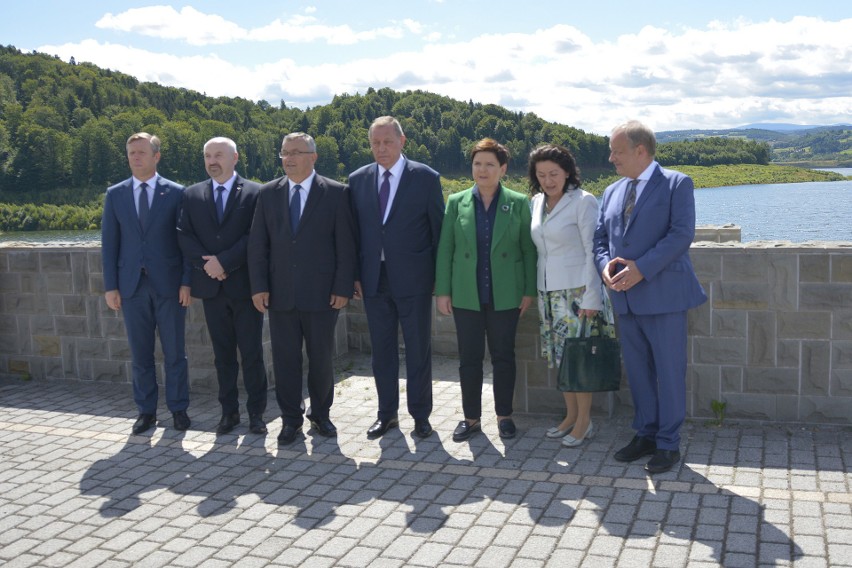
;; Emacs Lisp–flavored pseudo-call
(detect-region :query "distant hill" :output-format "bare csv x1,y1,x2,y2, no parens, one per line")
657,125,852,166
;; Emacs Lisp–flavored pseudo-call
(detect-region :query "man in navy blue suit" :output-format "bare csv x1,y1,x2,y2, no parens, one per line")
348,116,445,440
178,137,268,436
102,132,192,435
593,120,707,474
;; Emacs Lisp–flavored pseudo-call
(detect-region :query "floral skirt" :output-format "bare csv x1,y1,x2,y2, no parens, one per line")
537,286,616,369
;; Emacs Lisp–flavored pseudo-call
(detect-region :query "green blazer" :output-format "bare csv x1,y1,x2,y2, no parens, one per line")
435,184,537,311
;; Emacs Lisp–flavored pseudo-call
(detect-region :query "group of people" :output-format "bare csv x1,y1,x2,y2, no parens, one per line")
101,117,705,474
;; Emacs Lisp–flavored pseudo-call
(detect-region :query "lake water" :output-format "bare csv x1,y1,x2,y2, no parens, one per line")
2,176,852,245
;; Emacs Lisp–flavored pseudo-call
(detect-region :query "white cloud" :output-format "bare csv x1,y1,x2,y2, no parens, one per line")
250,16,404,45
46,16,852,133
96,6,246,46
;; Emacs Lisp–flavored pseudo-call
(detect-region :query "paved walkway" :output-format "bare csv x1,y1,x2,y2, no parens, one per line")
0,354,850,567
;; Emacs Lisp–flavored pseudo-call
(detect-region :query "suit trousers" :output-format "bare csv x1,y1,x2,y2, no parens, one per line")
363,263,433,421
121,273,189,414
452,304,520,419
617,310,688,450
268,308,339,427
202,292,267,416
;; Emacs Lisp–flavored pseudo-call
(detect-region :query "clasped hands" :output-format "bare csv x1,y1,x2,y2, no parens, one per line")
603,257,644,292
202,255,228,281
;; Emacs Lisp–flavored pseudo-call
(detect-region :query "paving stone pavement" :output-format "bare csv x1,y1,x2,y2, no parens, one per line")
1,353,851,568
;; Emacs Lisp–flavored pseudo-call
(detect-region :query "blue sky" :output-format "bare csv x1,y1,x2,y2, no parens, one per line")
2,1,850,134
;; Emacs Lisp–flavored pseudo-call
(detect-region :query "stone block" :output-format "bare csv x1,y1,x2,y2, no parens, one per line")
2,294,36,315
775,396,800,422
688,301,712,336
801,341,830,396
48,295,62,315
831,341,852,369
800,283,852,310
744,368,798,395
525,386,565,415
102,315,125,337
721,366,743,392
43,357,63,379
693,337,747,365
0,333,16,354
777,311,831,339
834,310,852,340
186,345,215,368
86,297,102,337
33,335,61,357
691,365,720,418
517,311,539,335
832,255,852,283
777,340,800,368
19,272,42,295
70,252,89,293
8,359,30,374
55,316,88,337
713,309,746,337
767,255,798,309
431,337,457,356
715,282,769,309
723,253,769,282
184,322,210,346
188,367,217,392
0,313,17,333
62,339,77,377
75,338,110,360
799,254,830,283
830,370,852,397
799,397,852,424
691,251,722,281
724,393,776,421
109,338,131,360
87,250,103,273
63,294,87,316
39,251,72,272
90,359,128,382
747,312,776,366
525,358,552,389
29,315,55,335
0,273,20,293
45,272,74,294
8,250,38,272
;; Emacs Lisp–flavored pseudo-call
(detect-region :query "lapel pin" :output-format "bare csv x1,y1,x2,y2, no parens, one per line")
501,204,510,212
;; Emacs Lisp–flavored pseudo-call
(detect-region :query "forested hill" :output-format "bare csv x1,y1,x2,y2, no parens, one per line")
0,45,610,194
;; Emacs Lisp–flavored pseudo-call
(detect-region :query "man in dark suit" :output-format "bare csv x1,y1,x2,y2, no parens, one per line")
247,132,356,446
348,116,445,440
102,132,192,435
593,120,707,474
178,137,268,436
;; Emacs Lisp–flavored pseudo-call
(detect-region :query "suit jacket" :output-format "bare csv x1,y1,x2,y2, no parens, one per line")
177,175,261,300
101,175,189,298
592,163,706,315
348,158,445,298
530,190,603,310
247,173,356,312
435,185,538,311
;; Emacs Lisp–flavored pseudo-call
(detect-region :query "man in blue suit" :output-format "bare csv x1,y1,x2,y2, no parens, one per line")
102,132,192,435
593,120,706,474
349,116,445,440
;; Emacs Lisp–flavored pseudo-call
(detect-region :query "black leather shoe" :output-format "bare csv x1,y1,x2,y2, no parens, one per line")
216,412,241,435
277,424,303,446
452,420,481,442
413,419,433,439
645,450,681,474
309,418,337,437
132,414,156,435
367,417,399,439
614,435,657,462
172,410,191,431
498,418,517,439
248,414,267,435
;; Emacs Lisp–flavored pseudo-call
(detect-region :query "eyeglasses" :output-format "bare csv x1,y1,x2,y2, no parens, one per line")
279,151,314,158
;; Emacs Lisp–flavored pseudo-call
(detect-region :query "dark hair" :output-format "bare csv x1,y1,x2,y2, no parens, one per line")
527,144,581,195
470,138,510,166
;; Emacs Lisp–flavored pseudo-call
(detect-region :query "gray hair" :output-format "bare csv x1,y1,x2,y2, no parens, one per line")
204,136,238,154
126,132,161,153
368,116,405,138
282,132,317,152
612,120,656,157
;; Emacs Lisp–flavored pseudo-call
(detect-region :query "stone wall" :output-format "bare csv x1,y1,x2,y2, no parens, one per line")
2,232,851,424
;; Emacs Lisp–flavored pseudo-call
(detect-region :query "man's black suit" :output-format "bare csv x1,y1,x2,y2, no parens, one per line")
247,174,356,428
177,175,267,417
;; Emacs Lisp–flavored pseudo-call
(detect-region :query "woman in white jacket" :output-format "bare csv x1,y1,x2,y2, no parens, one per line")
528,144,605,447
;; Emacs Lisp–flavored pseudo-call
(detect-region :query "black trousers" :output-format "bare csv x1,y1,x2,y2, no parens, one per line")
452,304,520,419
202,292,267,416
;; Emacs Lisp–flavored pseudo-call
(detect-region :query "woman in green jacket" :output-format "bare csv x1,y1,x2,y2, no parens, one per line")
435,138,538,442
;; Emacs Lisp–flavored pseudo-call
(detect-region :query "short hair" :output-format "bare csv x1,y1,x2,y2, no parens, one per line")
527,144,581,195
281,132,317,152
204,136,238,154
613,120,656,157
126,132,160,154
470,138,510,166
369,116,405,138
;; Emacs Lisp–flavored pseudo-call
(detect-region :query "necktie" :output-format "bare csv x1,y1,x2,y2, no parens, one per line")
289,184,302,233
379,170,391,221
138,182,149,228
623,179,638,223
215,185,225,223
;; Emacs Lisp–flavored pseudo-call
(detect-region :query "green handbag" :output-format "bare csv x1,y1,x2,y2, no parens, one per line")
557,314,622,392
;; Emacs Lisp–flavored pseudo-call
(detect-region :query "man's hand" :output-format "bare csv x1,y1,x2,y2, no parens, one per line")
436,295,453,316
352,281,363,300
329,295,349,309
202,255,226,279
607,257,644,291
519,296,535,317
179,286,192,307
252,292,269,313
105,290,121,311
